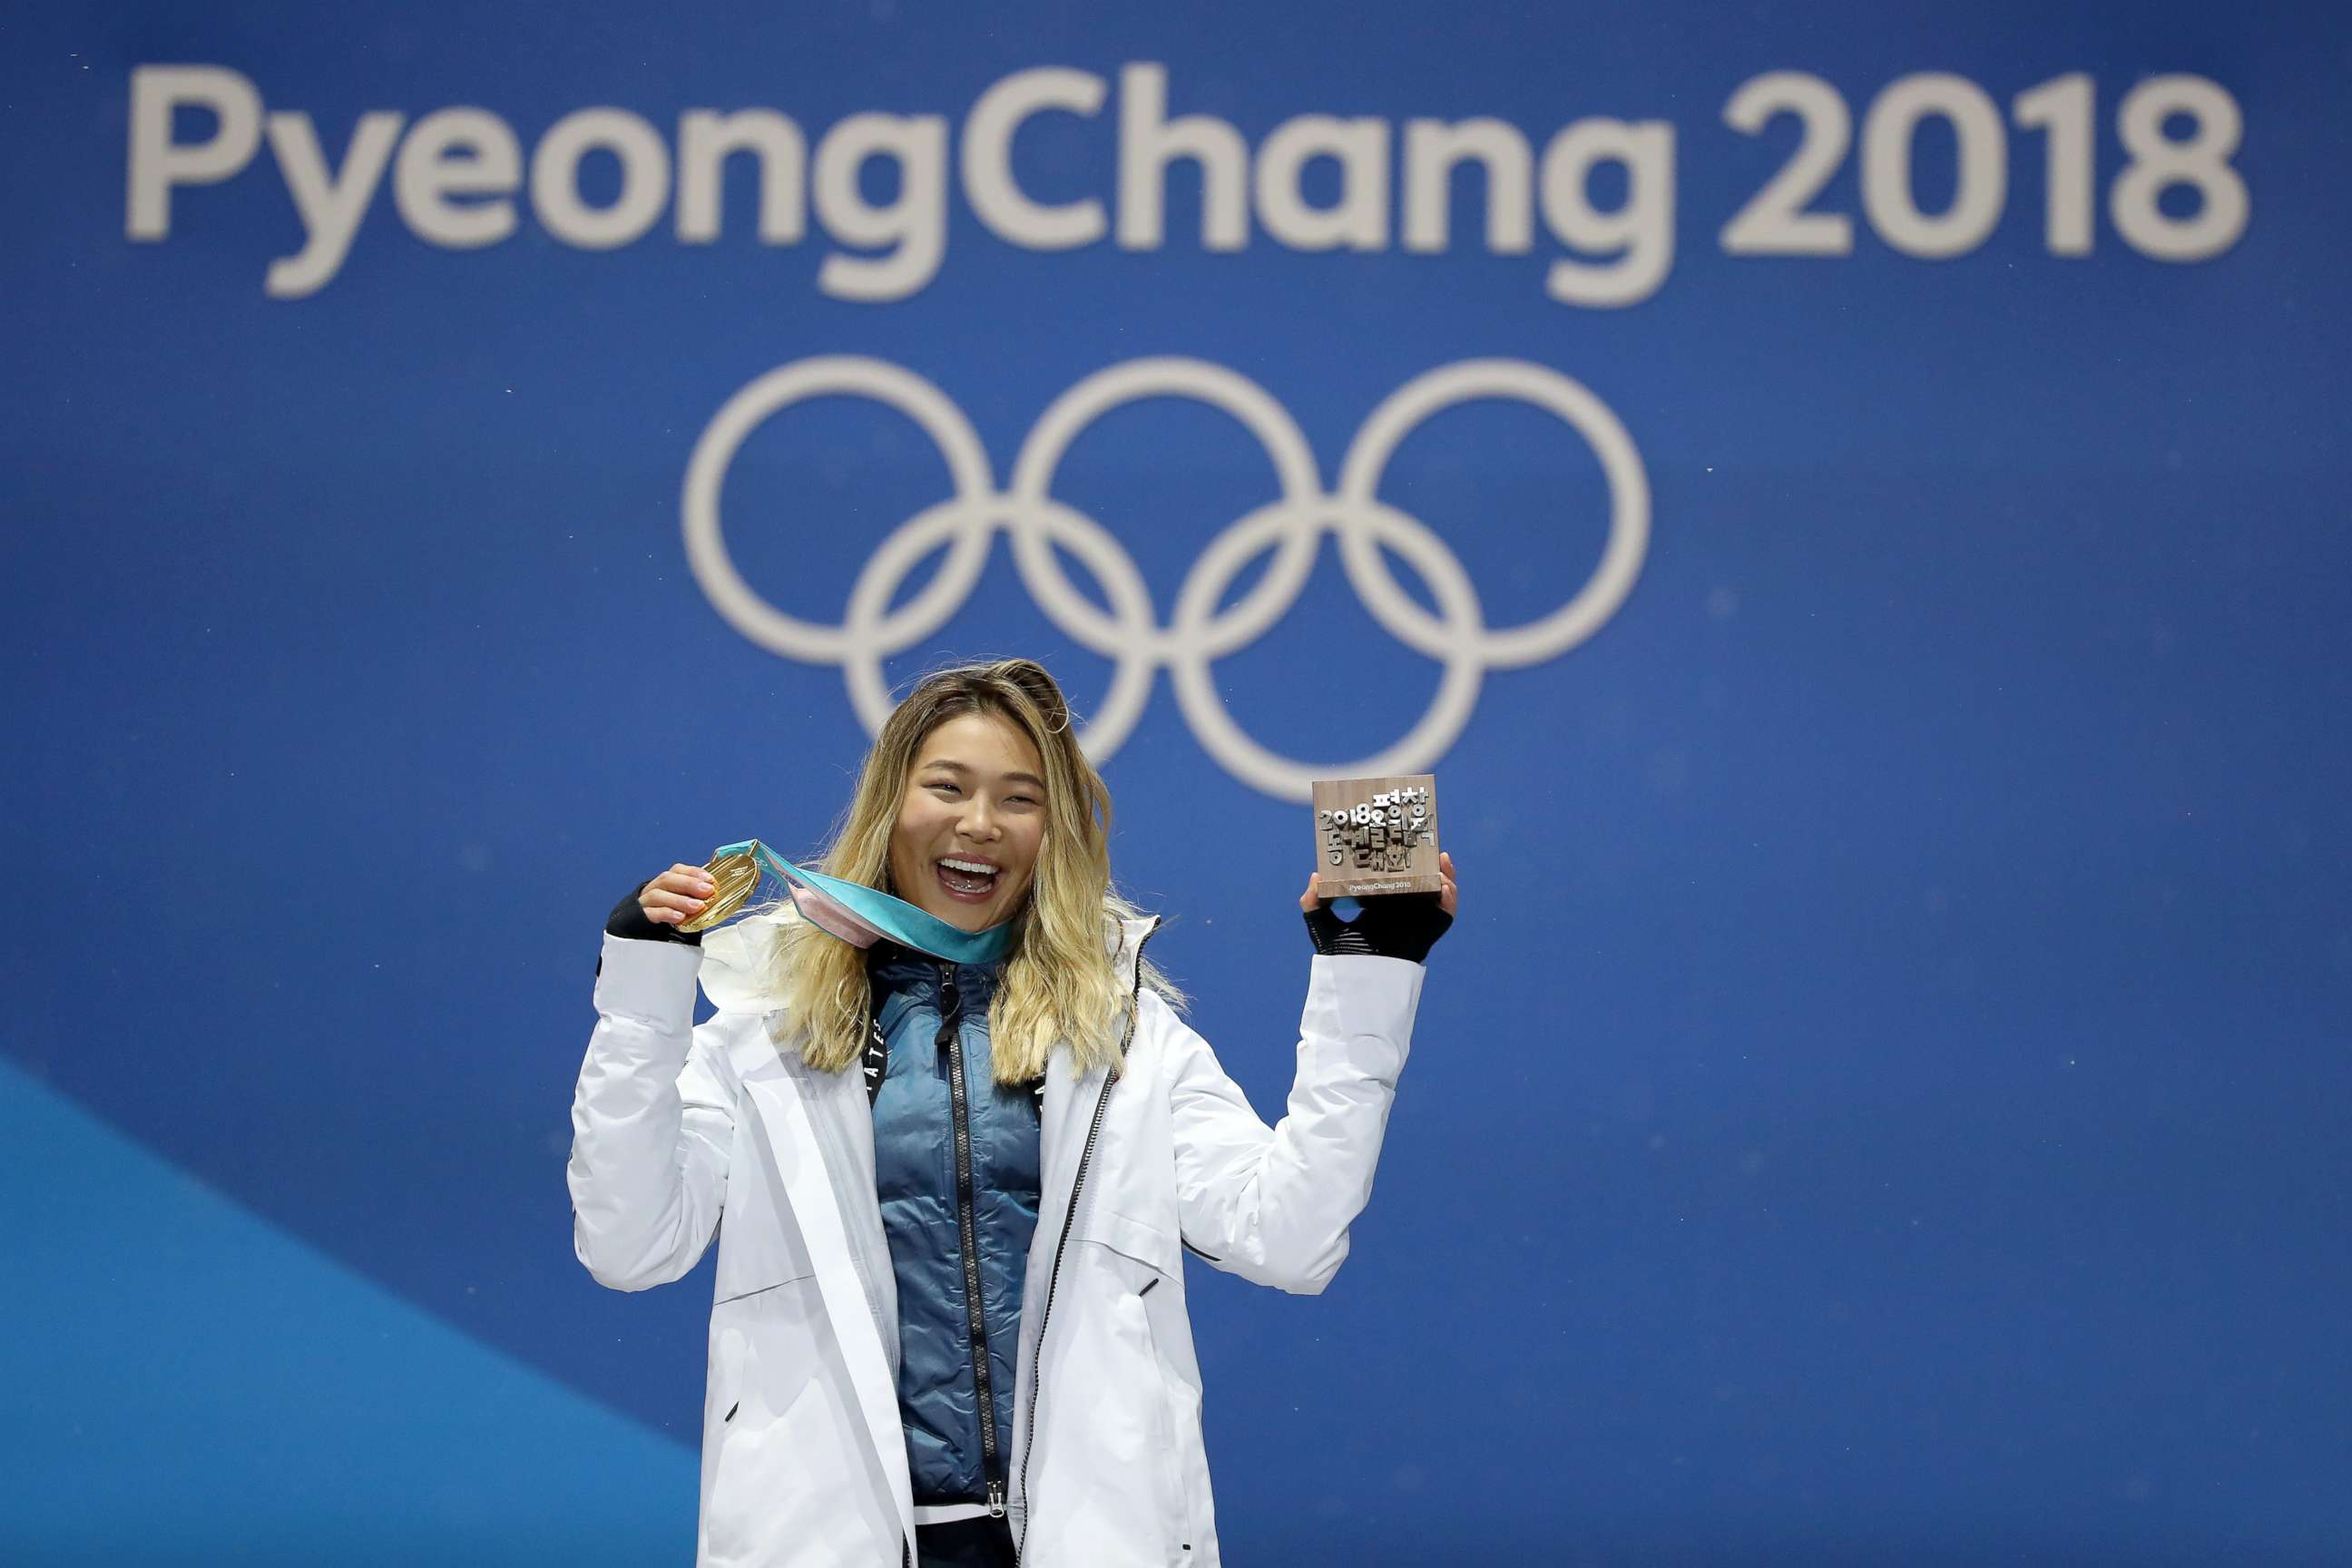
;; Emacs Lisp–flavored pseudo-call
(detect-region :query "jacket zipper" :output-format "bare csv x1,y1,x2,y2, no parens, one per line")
939,962,1008,1520
1014,920,1159,1563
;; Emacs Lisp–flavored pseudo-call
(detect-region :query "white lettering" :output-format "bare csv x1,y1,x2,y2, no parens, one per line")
117,60,1777,307
676,110,807,244
263,112,402,299
532,108,670,250
1538,119,1674,307
962,67,1106,250
812,113,947,301
1257,114,1387,250
127,64,262,239
1402,118,1532,253
394,108,522,249
1117,63,1247,251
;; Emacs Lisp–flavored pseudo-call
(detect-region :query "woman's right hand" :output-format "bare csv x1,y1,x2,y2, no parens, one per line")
637,863,717,927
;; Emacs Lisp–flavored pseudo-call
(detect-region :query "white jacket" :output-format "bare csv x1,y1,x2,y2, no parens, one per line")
568,908,1424,1566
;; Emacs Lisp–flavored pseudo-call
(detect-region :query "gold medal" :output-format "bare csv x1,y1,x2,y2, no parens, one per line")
677,849,764,935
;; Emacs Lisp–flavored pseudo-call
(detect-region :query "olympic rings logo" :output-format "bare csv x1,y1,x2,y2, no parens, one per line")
681,356,1649,800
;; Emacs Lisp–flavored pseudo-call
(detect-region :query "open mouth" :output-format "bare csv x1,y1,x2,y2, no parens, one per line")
935,857,1001,902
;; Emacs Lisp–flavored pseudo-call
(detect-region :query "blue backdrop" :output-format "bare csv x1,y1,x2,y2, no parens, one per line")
5,3,2348,1563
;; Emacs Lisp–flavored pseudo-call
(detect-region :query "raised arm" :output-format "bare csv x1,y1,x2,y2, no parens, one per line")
1163,854,1455,1294
1161,951,1427,1294
567,874,735,1291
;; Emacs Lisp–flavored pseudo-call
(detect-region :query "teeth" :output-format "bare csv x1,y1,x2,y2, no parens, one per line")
939,858,997,875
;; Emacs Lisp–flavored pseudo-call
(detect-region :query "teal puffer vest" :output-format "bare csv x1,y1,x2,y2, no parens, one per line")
866,941,1042,1510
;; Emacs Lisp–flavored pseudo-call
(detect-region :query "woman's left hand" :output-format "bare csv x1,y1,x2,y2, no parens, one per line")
1300,850,1457,916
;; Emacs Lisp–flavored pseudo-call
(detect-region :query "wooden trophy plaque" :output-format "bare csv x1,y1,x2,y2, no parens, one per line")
1310,775,1442,898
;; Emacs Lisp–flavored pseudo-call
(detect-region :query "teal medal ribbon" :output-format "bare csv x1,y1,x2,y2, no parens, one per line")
689,838,1016,965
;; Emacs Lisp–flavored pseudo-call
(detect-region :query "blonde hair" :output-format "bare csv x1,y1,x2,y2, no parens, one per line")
771,657,1183,1084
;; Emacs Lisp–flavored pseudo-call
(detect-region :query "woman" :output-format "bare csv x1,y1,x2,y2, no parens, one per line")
570,658,1456,1567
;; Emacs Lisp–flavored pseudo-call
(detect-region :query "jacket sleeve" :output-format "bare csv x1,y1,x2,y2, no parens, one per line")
568,932,735,1292
1161,952,1425,1296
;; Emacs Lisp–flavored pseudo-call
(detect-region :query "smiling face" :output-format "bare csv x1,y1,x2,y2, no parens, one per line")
885,710,1048,933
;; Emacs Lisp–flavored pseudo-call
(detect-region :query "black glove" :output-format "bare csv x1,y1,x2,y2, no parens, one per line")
606,881,702,946
1301,892,1452,964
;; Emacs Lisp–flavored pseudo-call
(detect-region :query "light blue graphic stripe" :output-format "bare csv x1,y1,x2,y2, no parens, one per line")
0,1059,696,1564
